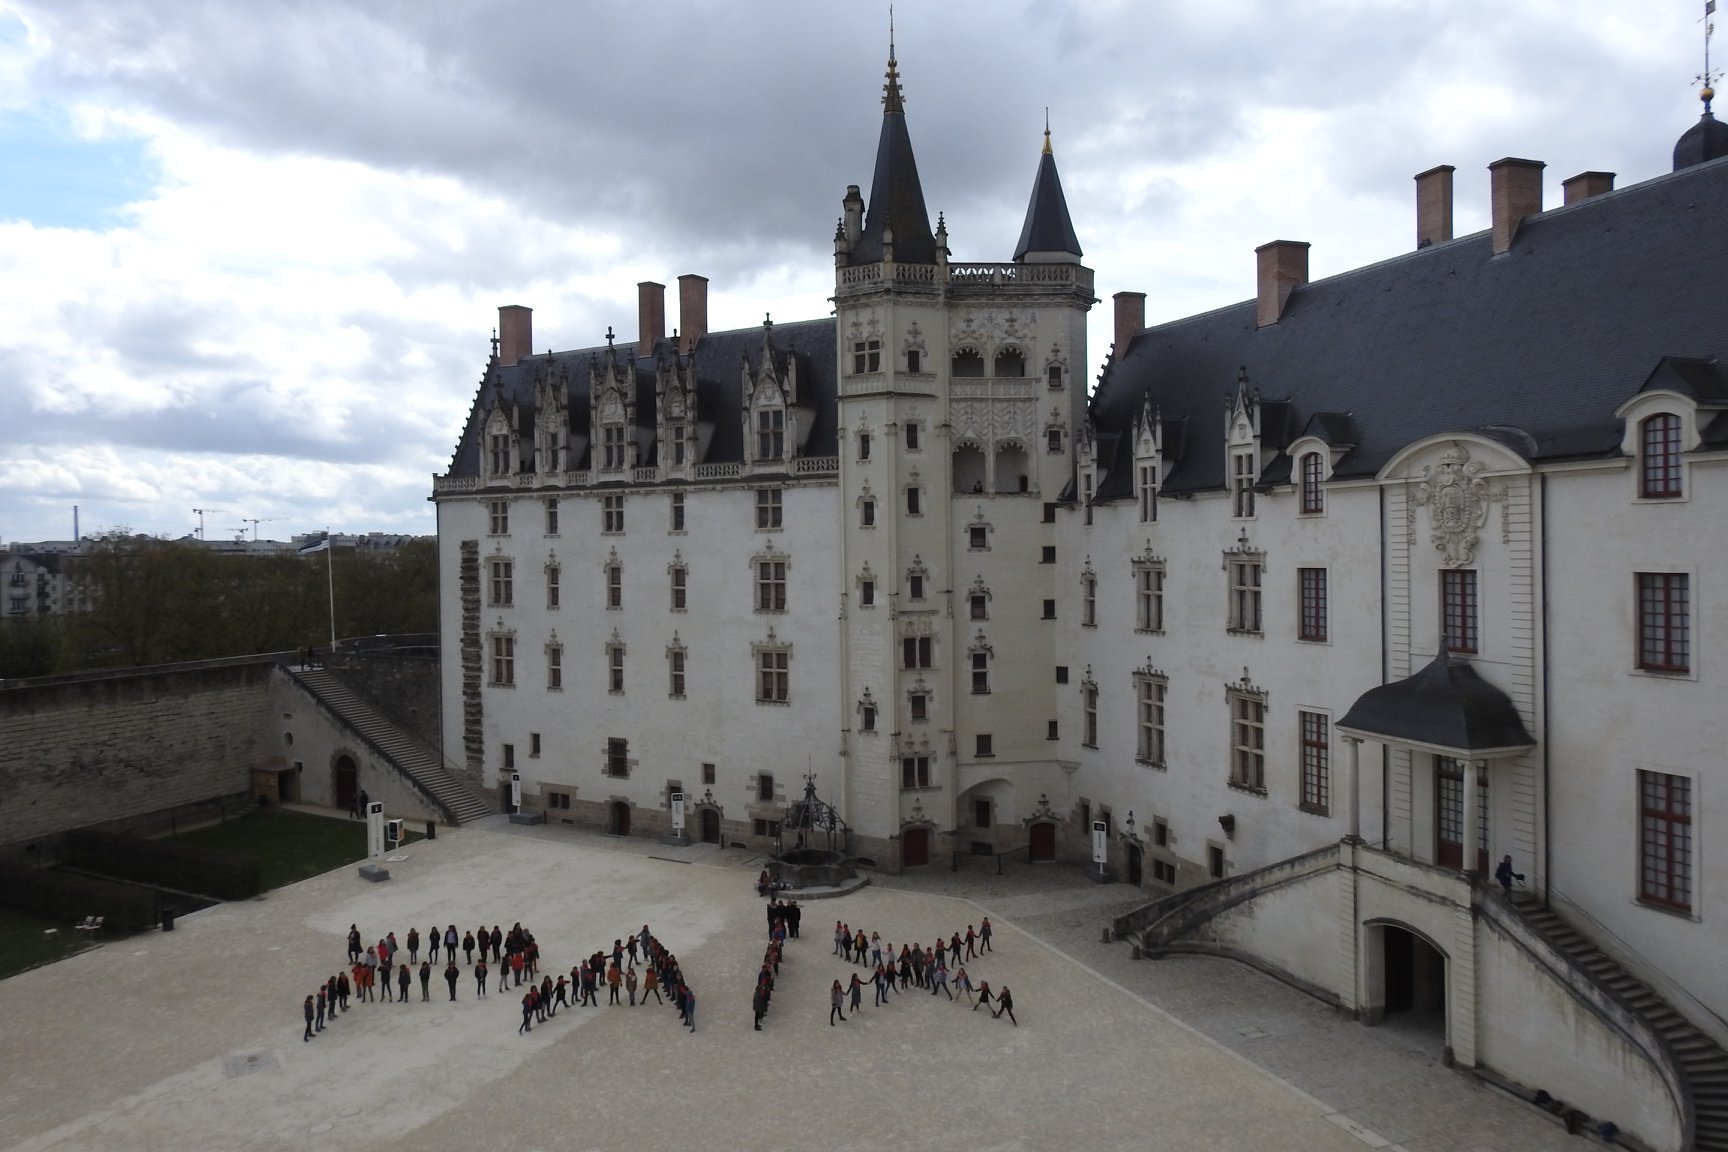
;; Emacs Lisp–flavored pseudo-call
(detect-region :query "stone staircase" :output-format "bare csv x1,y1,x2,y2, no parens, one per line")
290,668,494,825
1509,892,1728,1151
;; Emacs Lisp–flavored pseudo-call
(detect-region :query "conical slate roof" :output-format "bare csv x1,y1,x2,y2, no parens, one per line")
850,47,936,266
1013,133,1082,261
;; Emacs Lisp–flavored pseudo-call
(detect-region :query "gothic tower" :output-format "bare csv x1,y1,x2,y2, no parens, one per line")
835,41,1096,868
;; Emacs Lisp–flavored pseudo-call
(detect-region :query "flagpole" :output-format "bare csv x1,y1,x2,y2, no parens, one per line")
326,529,337,650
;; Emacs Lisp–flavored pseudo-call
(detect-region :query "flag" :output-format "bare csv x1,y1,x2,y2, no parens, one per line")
1707,1,1715,16
298,535,330,555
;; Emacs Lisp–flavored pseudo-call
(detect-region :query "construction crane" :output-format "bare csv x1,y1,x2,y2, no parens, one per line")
242,517,284,542
191,507,222,540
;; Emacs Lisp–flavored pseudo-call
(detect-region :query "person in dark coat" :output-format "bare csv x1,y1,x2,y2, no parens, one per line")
752,983,768,1030
993,985,1017,1025
347,925,363,964
445,960,460,1001
519,991,535,1034
302,995,316,1042
475,959,488,997
419,960,432,1001
397,961,410,1005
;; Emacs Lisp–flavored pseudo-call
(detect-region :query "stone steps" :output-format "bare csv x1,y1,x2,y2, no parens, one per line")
291,668,494,825
1508,893,1727,1151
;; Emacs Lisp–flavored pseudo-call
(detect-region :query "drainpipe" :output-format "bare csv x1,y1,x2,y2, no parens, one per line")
1379,484,1390,848
1540,471,1552,906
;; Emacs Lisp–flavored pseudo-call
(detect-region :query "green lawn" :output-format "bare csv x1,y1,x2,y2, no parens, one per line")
0,908,93,981
171,808,375,891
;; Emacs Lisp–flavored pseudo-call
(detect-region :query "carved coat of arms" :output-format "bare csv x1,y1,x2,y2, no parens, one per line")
1413,443,1495,566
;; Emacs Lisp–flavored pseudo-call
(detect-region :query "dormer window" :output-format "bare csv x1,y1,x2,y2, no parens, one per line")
1300,452,1326,514
601,424,628,471
757,408,785,462
1640,413,1683,498
1138,464,1157,523
1231,450,1257,518
489,433,511,476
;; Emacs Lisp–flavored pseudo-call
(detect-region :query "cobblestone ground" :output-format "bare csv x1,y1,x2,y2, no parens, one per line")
0,818,1579,1152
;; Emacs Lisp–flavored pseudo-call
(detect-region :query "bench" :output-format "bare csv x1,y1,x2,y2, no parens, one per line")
72,915,105,937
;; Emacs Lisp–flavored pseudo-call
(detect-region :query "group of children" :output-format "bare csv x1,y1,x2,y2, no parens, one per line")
752,903,800,1030
517,924,696,1035
824,915,1016,1025
301,921,544,1042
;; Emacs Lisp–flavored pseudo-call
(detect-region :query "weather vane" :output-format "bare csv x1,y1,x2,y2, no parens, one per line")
1699,0,1721,111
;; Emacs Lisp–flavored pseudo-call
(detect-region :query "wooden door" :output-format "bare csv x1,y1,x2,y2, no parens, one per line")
1126,844,1143,886
333,756,357,812
701,808,720,844
1435,758,1488,872
902,827,929,868
610,802,631,836
1029,821,1056,862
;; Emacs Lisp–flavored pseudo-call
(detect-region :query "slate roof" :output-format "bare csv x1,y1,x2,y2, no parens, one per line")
1337,651,1536,755
1089,154,1728,501
1674,106,1728,171
446,319,837,479
850,60,937,266
1013,144,1083,261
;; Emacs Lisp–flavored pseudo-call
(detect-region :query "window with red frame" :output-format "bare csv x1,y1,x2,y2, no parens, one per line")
1300,452,1326,514
1638,770,1692,911
1299,711,1330,814
1441,569,1478,654
1640,413,1683,498
1637,572,1690,672
1298,567,1328,642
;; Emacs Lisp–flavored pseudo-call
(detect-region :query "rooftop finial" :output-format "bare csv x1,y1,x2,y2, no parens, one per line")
1043,107,1052,154
883,6,904,115
1698,0,1721,112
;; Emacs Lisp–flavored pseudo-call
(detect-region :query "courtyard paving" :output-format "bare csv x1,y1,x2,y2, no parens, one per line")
0,818,1581,1152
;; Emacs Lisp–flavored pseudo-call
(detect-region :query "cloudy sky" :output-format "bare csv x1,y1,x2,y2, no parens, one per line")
0,0,1713,545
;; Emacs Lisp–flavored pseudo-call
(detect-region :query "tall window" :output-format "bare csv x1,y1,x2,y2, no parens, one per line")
907,486,921,515
860,498,876,527
971,650,990,694
907,349,921,374
605,737,629,778
1229,691,1265,792
607,641,625,693
1138,464,1157,523
1639,771,1692,911
852,339,881,374
1228,556,1263,633
1639,413,1683,499
1300,452,1326,514
968,524,988,550
601,424,627,471
489,501,509,534
488,433,511,476
546,643,562,690
1047,364,1063,390
546,564,560,609
1298,568,1328,642
909,692,928,721
606,560,623,609
756,409,784,462
969,591,988,620
1441,569,1479,654
669,565,687,612
1135,562,1164,632
902,635,933,670
1637,573,1690,673
489,559,514,606
901,755,931,789
755,488,783,530
1232,450,1257,517
860,579,875,607
669,492,685,532
1082,573,1097,627
1082,680,1098,747
602,494,625,533
669,423,686,466
755,559,787,612
1299,711,1330,814
756,647,790,704
490,635,515,686
1135,674,1166,766
668,647,686,698
907,570,925,601
858,432,872,461
905,422,920,451
544,499,558,534
1046,427,1063,454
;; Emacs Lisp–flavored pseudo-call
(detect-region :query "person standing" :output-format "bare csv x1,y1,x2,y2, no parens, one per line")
979,917,993,953
315,986,327,1032
872,963,890,1006
397,961,411,1005
848,973,864,1014
347,925,363,965
444,925,459,964
406,927,420,964
607,963,622,1005
445,960,460,1002
625,966,638,1006
683,986,696,1032
930,958,953,1000
833,921,845,956
427,925,440,963
973,981,993,1014
539,975,553,1020
519,990,535,1035
954,967,974,1006
419,960,432,1002
640,964,661,1005
336,970,351,1012
357,788,370,817
993,985,1017,1026
475,958,488,997
964,925,977,960
1495,854,1525,895
496,956,510,995
303,994,316,1042
829,980,847,1026
752,981,768,1031
490,925,504,964
325,976,340,1021
553,975,569,1015
510,949,525,987
463,930,476,965
379,948,395,1002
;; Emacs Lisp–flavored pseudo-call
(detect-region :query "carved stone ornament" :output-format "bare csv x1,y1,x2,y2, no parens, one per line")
1412,442,1500,567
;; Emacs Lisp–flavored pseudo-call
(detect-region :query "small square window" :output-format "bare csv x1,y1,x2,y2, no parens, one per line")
968,525,988,550
1047,428,1063,454
975,734,993,757
910,693,928,721
1041,545,1056,564
1042,599,1056,619
1055,666,1069,684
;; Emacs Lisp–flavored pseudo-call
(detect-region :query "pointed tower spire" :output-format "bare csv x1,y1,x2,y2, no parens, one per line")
1013,118,1083,263
851,22,936,265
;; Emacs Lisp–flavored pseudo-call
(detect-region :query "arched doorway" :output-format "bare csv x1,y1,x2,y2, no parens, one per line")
700,807,720,845
1126,843,1143,887
902,827,930,868
333,755,357,813
608,801,631,837
1028,821,1056,862
1367,922,1448,1046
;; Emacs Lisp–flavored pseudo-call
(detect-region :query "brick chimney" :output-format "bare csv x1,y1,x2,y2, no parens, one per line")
1113,292,1146,358
637,281,666,357
498,305,532,368
1255,241,1309,328
677,275,709,354
1562,171,1615,205
1414,164,1455,249
1489,158,1545,255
